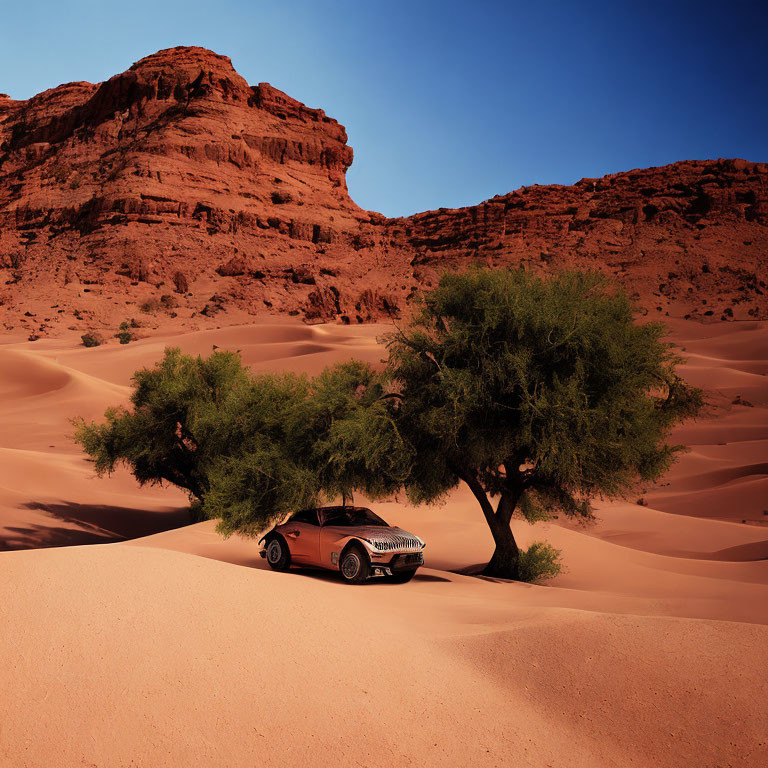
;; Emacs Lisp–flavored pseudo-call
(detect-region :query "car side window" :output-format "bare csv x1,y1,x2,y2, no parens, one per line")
290,509,319,526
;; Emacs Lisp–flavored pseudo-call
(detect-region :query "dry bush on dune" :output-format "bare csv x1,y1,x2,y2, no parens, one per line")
81,331,105,347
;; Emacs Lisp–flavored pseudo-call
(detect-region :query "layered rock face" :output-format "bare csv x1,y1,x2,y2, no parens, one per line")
0,47,766,337
393,158,768,321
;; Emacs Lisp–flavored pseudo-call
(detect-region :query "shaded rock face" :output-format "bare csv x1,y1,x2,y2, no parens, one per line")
0,46,766,337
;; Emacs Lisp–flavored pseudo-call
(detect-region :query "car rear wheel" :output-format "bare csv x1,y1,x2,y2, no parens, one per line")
339,544,369,584
389,568,418,584
265,535,291,572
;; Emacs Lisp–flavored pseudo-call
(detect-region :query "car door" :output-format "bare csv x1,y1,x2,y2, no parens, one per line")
317,509,352,570
282,509,321,565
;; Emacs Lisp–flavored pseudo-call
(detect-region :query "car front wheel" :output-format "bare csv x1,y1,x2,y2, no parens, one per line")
265,535,291,572
339,544,370,584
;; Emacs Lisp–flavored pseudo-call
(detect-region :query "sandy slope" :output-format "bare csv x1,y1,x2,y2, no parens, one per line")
1,319,767,767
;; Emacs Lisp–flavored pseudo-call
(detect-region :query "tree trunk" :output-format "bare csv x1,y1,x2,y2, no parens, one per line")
454,465,523,580
481,491,521,579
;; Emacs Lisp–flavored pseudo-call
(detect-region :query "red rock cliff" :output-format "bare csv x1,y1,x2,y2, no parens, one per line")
0,47,765,337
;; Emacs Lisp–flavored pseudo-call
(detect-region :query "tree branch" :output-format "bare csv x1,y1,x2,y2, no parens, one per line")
450,463,496,529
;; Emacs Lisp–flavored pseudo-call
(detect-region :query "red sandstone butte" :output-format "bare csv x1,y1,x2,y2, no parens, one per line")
0,46,766,336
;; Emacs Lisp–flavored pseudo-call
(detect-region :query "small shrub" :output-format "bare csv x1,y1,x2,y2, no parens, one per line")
517,542,562,583
115,321,133,345
81,331,105,348
140,298,158,313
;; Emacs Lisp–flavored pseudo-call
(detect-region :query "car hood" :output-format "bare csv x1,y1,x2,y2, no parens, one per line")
324,525,424,549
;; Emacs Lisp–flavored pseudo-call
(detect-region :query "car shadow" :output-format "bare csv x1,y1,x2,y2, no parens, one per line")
286,566,451,585
412,573,451,583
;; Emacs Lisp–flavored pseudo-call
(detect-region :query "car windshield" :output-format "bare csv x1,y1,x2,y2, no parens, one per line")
319,506,389,527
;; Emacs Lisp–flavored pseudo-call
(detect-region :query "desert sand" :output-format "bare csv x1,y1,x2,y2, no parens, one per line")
1,318,766,767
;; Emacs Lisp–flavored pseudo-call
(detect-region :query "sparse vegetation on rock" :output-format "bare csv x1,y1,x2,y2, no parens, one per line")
140,295,178,313
0,47,765,328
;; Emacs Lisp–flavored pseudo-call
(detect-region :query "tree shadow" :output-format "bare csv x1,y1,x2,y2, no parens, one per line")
0,501,191,551
450,562,532,585
1,522,115,551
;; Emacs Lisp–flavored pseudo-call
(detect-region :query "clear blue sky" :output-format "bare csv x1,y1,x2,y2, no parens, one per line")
2,0,766,217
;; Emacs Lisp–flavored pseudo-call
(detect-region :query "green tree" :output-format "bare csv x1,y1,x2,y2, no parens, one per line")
72,347,310,526
385,268,701,579
73,350,408,537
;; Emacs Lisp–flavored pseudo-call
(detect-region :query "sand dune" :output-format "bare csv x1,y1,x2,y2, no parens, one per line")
0,319,766,766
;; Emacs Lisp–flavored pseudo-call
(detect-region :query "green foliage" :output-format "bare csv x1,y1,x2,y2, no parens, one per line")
74,347,256,499
386,267,701,513
517,542,562,583
210,361,409,536
115,321,133,344
206,452,317,538
290,361,412,504
74,267,702,580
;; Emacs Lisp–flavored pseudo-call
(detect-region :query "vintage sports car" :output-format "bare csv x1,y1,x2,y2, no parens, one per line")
259,506,426,584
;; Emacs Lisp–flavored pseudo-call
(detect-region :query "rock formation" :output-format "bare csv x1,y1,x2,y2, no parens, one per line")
0,47,766,337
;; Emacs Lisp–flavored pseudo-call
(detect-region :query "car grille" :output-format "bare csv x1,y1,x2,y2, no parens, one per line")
372,533,422,552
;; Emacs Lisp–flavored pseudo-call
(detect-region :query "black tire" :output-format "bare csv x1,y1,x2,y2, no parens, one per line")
264,534,291,572
339,544,370,584
389,568,418,584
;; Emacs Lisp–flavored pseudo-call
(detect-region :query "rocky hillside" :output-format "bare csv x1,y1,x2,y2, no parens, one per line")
0,47,766,338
